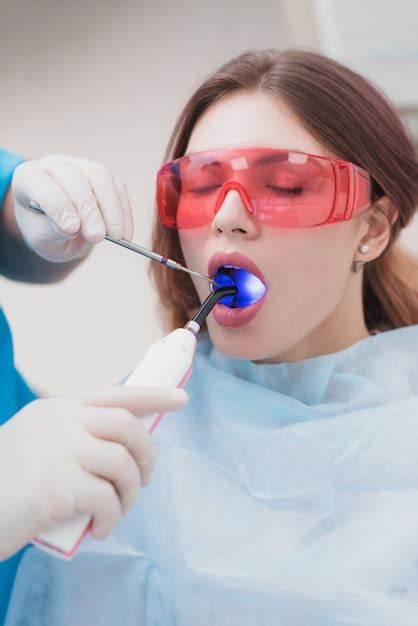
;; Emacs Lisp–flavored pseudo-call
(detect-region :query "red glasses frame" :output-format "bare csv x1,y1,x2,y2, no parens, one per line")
156,146,372,230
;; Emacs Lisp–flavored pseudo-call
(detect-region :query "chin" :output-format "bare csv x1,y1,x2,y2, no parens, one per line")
205,320,278,361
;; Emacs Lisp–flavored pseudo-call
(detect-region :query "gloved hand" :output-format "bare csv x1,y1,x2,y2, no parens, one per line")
0,386,188,560
11,154,133,262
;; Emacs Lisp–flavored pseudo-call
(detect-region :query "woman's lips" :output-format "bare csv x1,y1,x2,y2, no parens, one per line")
207,250,267,327
208,251,267,286
212,295,266,328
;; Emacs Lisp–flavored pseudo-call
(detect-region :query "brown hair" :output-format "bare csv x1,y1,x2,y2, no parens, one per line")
150,49,418,333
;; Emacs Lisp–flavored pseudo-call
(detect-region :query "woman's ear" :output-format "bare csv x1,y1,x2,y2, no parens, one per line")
356,196,399,263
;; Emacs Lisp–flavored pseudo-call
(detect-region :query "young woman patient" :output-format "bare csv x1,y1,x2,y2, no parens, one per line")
6,49,418,626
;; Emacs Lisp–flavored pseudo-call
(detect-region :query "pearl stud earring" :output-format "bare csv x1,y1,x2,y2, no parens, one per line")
352,243,370,273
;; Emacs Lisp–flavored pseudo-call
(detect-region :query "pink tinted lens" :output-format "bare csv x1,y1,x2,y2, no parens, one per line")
157,149,336,229
246,152,335,227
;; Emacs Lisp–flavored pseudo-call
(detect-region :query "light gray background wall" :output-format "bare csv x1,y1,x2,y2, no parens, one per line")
0,0,417,394
0,0,293,394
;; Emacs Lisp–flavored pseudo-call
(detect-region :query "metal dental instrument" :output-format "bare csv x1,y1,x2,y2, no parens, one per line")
27,200,216,287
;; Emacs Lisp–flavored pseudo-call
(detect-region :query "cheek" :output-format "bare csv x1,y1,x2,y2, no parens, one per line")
178,231,195,264
279,224,356,272
178,230,207,271
269,225,356,314
178,230,210,302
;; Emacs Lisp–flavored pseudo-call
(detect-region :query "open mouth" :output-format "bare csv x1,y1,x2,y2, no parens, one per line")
207,252,268,327
211,266,267,308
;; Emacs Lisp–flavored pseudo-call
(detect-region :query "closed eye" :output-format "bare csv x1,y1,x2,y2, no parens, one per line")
266,184,304,196
186,184,222,194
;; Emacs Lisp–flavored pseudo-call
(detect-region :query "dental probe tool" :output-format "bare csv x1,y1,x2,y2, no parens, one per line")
33,285,238,560
27,200,216,287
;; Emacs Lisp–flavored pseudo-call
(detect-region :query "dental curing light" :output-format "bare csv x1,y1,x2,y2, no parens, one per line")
33,285,238,560
212,267,267,307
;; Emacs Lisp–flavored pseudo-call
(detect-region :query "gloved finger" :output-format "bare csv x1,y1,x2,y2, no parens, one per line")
73,469,122,539
79,385,189,417
78,435,141,514
81,407,155,486
40,156,106,244
12,161,80,237
67,157,125,240
114,177,134,241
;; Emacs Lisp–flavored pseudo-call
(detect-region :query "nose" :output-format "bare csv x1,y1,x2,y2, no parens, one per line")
211,183,259,239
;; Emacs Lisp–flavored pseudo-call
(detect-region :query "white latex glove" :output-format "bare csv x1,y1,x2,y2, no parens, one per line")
11,154,134,262
0,386,188,560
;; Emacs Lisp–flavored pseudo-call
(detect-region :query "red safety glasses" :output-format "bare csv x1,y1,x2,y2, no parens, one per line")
156,146,372,230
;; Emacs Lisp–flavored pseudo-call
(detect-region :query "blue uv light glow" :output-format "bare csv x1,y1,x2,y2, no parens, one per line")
212,267,267,308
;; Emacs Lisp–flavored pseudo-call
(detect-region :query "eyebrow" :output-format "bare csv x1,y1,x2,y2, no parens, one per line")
252,153,289,166
183,150,297,166
182,150,327,174
247,151,327,174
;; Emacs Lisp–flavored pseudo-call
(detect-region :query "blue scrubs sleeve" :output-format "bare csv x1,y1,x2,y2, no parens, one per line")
0,149,24,209
0,149,36,625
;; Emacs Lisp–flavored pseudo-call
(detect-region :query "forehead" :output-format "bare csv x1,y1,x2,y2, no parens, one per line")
185,91,330,158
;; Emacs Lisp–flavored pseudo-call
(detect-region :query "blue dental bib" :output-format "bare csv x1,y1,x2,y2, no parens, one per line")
7,326,418,626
